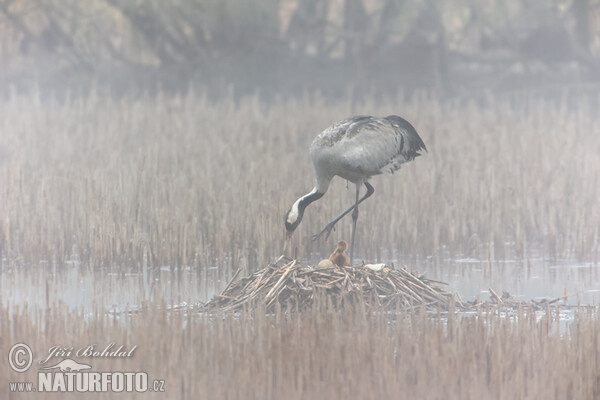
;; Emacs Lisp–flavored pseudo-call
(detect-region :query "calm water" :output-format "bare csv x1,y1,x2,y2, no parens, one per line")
2,248,599,318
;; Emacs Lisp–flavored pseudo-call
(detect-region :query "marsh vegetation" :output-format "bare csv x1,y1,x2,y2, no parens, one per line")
1,92,600,398
2,297,600,399
2,93,599,270
2,0,600,398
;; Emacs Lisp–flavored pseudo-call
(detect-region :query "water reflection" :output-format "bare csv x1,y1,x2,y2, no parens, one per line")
2,250,599,319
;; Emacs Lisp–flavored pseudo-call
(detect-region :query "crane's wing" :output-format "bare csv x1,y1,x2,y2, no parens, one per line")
312,115,426,178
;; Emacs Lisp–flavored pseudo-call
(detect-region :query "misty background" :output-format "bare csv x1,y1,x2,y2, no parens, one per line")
1,0,599,102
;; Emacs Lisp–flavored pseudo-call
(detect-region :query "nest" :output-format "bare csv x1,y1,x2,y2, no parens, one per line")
203,257,452,313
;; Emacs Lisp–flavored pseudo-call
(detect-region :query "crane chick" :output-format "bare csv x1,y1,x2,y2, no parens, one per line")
329,240,350,267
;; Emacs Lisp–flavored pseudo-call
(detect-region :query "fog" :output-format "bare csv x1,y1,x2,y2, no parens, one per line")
2,4,600,398
1,0,599,101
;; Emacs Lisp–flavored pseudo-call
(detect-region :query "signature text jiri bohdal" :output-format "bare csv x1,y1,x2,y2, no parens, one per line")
39,343,137,365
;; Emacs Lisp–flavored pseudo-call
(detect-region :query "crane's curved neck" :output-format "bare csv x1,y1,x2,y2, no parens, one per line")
293,188,323,216
286,187,324,229
315,173,332,194
285,173,332,233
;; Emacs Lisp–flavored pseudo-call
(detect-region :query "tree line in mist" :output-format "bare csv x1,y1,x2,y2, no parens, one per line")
1,0,599,100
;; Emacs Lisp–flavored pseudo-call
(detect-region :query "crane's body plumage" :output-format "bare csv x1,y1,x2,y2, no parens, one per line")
310,115,426,191
284,115,426,264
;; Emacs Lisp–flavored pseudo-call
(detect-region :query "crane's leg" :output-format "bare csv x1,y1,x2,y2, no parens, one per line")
349,185,360,266
312,182,374,242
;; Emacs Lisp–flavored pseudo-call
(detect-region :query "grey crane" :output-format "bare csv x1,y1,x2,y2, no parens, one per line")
284,115,427,265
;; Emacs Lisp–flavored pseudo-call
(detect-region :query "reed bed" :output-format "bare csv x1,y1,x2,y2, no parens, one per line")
1,89,599,400
0,92,599,273
2,299,600,400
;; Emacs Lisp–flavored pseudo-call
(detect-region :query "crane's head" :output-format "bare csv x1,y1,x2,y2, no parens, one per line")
284,201,304,236
284,189,324,240
335,240,348,252
283,201,305,257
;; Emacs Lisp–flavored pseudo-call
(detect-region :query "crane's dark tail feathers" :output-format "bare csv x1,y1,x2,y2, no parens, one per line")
385,115,427,158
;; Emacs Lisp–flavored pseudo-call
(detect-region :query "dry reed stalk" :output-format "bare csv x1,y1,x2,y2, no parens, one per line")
2,296,599,400
203,258,452,313
1,93,599,271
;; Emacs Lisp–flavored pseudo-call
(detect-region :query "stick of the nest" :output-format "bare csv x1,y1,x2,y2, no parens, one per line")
266,285,288,308
419,277,449,286
273,254,286,265
404,274,434,291
394,272,448,303
402,275,427,291
221,267,243,294
248,266,280,296
234,272,262,295
399,268,428,284
265,260,296,301
413,280,449,303
489,288,503,304
390,277,421,299
214,294,237,300
454,292,465,308
547,290,583,304
248,276,268,298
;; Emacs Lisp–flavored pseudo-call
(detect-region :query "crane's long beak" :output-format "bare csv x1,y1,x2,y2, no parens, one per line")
282,230,293,257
